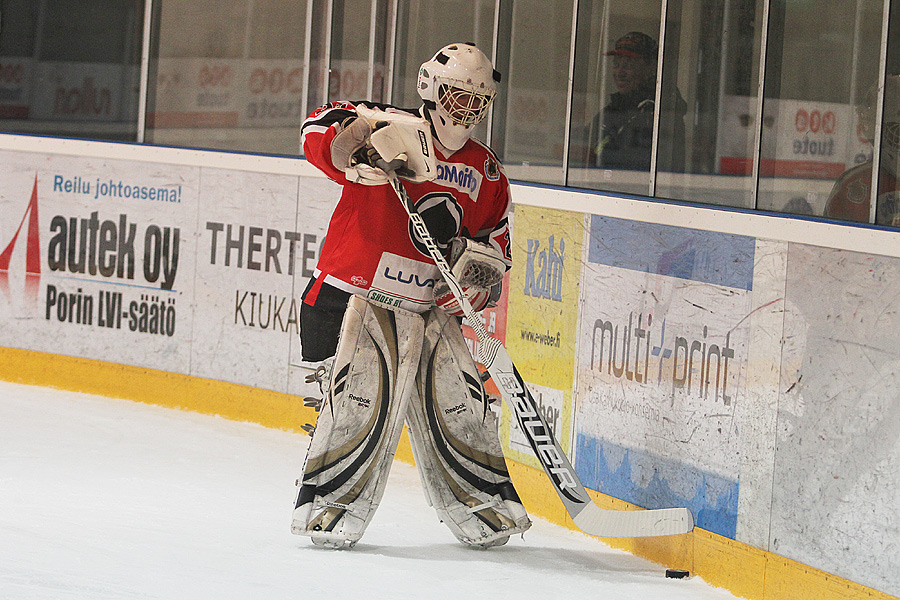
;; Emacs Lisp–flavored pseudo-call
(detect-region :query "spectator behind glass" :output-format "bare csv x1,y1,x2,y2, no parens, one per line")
589,32,686,173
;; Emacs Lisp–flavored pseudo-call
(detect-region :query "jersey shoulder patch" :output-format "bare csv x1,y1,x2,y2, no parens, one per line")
484,154,501,181
469,138,506,181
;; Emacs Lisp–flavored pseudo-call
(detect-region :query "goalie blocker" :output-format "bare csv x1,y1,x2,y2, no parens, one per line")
329,104,437,186
292,295,531,549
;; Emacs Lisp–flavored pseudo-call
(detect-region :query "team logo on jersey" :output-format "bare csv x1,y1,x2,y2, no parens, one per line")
408,192,462,258
484,155,500,181
435,163,482,200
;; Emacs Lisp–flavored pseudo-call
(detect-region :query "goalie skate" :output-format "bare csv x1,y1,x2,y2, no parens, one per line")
406,308,531,548
292,295,423,548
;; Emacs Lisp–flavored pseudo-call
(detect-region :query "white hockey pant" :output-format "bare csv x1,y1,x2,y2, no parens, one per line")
406,307,531,547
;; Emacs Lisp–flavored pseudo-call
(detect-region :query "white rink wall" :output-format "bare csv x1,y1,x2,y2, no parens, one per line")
0,134,897,599
0,136,333,400
512,184,900,598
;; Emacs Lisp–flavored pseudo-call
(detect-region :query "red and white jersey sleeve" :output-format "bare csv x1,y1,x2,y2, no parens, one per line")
301,101,512,313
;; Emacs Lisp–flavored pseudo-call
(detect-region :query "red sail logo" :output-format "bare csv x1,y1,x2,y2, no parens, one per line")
0,175,41,311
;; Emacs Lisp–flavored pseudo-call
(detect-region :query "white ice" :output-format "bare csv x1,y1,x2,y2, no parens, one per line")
0,381,738,599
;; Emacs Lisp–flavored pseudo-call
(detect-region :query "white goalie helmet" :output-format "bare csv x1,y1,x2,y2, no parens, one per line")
417,43,501,151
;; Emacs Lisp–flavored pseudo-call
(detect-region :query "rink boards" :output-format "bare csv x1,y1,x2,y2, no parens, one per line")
0,133,897,600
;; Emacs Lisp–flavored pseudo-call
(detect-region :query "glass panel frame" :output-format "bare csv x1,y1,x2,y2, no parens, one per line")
565,0,663,195
758,0,887,221
0,0,145,142
145,0,312,156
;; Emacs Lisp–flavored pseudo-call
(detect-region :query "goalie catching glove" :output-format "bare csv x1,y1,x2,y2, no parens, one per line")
433,237,506,316
330,105,436,185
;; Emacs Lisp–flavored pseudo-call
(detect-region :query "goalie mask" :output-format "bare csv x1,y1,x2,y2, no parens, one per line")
417,43,501,151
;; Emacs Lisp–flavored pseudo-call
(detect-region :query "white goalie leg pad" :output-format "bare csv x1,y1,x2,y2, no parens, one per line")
405,307,531,548
292,295,424,548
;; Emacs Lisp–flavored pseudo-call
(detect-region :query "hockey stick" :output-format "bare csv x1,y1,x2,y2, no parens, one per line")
384,170,694,538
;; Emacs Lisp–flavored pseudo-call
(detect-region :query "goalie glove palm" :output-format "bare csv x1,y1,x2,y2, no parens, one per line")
433,281,495,316
447,237,507,288
434,237,506,316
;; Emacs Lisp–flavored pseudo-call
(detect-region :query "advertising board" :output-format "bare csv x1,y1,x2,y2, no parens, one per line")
0,151,196,373
503,205,584,467
574,214,755,537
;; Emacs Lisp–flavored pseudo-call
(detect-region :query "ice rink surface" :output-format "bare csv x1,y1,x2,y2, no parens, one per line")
0,381,738,599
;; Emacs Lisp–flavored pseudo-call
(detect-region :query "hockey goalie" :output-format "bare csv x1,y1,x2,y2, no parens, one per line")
291,43,532,549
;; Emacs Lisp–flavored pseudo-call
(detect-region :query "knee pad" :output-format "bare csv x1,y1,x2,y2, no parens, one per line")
292,295,423,548
406,308,531,547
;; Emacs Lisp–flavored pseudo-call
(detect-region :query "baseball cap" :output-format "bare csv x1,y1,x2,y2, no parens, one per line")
605,32,658,60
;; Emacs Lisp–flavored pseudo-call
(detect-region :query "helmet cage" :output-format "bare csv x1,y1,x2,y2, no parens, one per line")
435,77,496,126
417,43,499,150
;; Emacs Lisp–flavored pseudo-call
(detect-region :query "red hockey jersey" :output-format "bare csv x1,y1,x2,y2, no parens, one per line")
301,100,512,313
824,161,900,226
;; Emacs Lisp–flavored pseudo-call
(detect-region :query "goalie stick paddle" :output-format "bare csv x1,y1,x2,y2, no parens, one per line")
383,170,694,538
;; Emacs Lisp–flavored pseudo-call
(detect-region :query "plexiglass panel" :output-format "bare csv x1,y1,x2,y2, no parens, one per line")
654,0,763,209
391,0,494,147
567,0,661,194
494,0,574,185
0,0,143,141
328,0,391,105
874,1,900,226
145,0,309,155
760,0,886,220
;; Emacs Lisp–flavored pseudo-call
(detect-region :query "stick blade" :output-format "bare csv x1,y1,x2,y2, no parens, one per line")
572,504,694,538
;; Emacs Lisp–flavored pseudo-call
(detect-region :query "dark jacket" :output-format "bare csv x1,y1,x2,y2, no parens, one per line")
589,81,686,173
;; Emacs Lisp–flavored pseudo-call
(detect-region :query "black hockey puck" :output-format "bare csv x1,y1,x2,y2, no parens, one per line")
665,569,690,579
